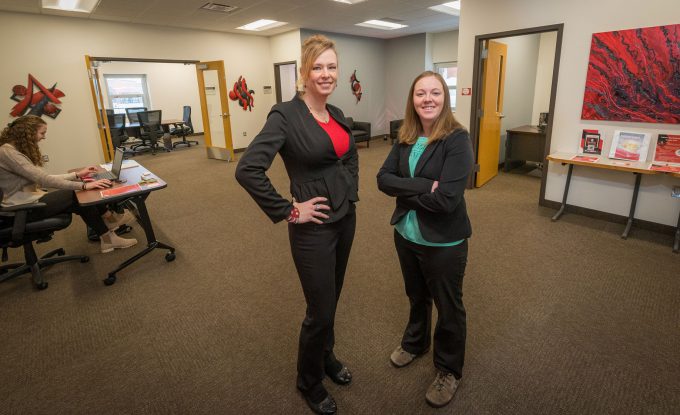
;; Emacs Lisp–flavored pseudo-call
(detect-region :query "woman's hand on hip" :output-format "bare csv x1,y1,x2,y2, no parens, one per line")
431,180,439,192
295,196,330,224
84,179,112,190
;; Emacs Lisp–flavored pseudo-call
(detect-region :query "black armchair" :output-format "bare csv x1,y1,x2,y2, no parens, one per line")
134,110,168,155
345,117,372,148
0,191,89,290
389,119,403,145
170,105,198,148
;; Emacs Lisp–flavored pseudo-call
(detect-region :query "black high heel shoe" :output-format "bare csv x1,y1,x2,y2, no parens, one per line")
302,393,337,415
326,365,352,385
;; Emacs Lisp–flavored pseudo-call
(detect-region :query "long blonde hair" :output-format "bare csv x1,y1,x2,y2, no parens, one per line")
398,71,463,145
0,115,46,166
297,34,338,94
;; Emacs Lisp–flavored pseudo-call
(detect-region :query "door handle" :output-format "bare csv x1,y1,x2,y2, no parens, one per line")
498,113,506,118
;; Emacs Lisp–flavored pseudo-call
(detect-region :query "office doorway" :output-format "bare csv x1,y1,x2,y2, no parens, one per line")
468,24,563,205
274,61,297,104
84,56,233,162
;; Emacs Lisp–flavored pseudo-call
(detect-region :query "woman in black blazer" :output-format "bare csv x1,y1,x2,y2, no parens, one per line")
377,71,473,409
235,35,357,415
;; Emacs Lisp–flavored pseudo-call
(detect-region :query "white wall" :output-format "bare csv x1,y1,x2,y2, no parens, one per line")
432,30,459,64
531,32,557,125
99,62,203,132
0,11,275,173
457,0,680,226
301,29,387,135
494,34,541,162
384,34,428,127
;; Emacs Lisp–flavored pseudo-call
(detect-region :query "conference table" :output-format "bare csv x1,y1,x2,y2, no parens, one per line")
77,163,176,285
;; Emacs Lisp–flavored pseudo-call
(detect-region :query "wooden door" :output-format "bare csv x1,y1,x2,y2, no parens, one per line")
195,60,234,161
85,55,114,162
475,40,507,187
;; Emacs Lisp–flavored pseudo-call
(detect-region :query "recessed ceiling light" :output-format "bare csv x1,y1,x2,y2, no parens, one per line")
41,0,99,13
356,19,408,30
236,19,287,31
332,0,367,4
428,1,461,16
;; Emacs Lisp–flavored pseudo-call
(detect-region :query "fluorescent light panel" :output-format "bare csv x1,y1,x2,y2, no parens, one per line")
332,0,367,4
42,0,99,13
356,20,407,30
428,1,461,16
237,19,287,31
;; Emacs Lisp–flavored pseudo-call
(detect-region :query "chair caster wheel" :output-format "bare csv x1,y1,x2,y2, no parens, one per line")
165,252,176,262
104,274,117,286
36,282,48,290
81,256,90,263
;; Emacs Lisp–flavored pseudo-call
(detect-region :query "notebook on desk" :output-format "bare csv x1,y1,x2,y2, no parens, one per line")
93,148,124,181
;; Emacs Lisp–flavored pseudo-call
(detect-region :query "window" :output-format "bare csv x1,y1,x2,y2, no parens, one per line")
103,74,151,115
434,62,457,110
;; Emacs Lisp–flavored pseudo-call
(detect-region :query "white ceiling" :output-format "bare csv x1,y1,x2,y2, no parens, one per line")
0,0,459,39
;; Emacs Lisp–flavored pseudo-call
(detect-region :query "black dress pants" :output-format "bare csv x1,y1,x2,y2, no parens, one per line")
29,190,109,236
394,230,468,379
289,210,356,401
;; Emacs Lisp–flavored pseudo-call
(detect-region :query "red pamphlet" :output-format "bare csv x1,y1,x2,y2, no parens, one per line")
100,184,141,198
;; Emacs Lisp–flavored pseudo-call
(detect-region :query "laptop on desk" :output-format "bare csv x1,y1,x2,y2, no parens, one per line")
93,148,125,181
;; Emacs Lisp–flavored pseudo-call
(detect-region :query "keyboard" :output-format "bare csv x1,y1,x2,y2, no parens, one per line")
92,170,116,180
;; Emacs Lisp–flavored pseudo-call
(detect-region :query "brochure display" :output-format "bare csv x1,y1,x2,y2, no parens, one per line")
608,130,651,161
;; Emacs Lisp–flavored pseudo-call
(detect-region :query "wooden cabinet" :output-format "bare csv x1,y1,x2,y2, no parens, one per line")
504,125,546,172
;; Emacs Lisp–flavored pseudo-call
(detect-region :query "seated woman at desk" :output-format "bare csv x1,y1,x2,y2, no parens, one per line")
0,115,137,253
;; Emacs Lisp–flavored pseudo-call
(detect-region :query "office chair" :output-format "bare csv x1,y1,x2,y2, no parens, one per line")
389,119,403,145
170,105,199,148
125,107,147,124
135,110,168,155
0,190,89,290
107,113,131,153
105,109,115,116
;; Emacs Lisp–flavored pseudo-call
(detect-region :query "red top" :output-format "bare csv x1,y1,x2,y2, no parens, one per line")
317,116,349,157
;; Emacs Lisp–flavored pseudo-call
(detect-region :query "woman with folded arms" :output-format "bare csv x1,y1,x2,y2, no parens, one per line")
377,71,474,409
0,115,137,253
236,34,358,415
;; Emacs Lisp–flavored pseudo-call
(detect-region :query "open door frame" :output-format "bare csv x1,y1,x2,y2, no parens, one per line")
195,60,235,161
468,24,563,207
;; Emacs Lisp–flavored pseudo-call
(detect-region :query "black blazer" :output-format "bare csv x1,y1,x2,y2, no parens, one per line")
377,129,473,243
235,95,359,224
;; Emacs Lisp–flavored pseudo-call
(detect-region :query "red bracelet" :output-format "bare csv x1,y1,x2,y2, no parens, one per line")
286,206,300,224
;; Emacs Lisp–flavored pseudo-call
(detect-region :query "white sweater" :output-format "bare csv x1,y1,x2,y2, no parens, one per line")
0,143,82,207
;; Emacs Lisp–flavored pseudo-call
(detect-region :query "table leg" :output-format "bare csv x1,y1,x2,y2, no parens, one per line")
104,193,176,285
621,173,642,239
673,208,680,253
504,137,511,172
552,163,573,221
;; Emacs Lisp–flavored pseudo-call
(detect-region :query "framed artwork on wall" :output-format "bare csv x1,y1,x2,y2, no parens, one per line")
580,24,680,124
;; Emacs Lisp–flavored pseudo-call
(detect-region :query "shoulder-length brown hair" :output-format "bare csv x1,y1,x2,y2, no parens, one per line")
297,34,338,94
0,115,46,166
398,71,464,145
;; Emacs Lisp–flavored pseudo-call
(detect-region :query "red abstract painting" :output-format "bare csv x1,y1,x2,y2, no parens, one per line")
581,24,680,124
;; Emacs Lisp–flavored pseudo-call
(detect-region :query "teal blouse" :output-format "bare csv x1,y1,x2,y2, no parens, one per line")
394,137,464,247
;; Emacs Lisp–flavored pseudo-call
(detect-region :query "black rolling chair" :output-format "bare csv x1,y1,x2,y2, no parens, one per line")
107,113,131,151
135,110,168,155
0,190,89,290
345,117,372,148
170,106,199,148
125,107,147,124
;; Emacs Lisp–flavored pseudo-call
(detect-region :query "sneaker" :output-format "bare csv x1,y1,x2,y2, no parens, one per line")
390,346,420,368
100,231,138,253
104,211,136,231
425,371,460,408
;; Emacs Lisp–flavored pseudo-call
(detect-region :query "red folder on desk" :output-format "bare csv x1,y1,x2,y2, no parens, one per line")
100,184,141,198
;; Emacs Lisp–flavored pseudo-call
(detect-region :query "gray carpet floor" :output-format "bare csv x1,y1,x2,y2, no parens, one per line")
1,137,678,414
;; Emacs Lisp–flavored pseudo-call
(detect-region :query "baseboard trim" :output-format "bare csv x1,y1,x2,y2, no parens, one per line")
540,199,676,235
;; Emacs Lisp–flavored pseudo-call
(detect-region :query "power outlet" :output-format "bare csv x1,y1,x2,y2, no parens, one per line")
41,154,49,162
242,131,247,136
